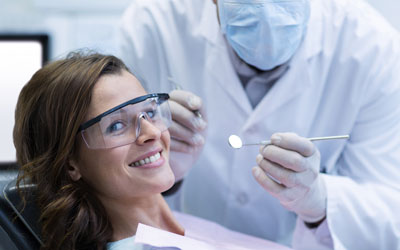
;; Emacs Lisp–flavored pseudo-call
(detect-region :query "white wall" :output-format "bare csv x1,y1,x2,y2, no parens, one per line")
0,0,132,59
0,0,131,162
0,0,399,162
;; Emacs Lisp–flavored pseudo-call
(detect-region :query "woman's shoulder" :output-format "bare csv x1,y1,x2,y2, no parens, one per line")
107,235,139,250
107,234,180,250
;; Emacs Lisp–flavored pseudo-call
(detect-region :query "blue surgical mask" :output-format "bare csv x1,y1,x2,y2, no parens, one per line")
218,0,310,70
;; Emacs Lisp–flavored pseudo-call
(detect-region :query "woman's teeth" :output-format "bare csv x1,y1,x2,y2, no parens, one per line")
131,152,161,167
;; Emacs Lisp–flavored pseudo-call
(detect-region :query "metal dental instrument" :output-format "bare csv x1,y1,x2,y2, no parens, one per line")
168,77,202,118
228,134,350,149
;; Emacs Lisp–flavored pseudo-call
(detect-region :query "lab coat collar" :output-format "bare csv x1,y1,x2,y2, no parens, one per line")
198,1,221,47
305,0,324,59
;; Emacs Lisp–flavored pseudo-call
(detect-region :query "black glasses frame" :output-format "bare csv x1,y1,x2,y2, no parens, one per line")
78,93,169,132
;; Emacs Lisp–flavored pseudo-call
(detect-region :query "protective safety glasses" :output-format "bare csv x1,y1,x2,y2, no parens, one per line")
78,93,171,149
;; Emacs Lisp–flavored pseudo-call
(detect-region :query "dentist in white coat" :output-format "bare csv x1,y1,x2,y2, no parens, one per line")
117,0,400,249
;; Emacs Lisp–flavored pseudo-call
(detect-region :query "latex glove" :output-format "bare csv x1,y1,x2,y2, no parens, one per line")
168,90,207,181
252,132,327,223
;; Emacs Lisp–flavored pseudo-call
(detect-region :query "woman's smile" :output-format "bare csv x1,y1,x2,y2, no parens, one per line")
129,149,165,169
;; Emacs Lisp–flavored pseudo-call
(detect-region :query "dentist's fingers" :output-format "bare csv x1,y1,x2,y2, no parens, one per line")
169,90,203,113
170,138,192,154
256,154,318,188
169,90,207,120
269,132,315,157
168,100,206,132
168,120,205,147
256,154,297,188
252,166,285,198
260,145,309,172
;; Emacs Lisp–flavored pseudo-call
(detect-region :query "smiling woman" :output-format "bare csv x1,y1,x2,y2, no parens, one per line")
13,51,183,250
10,51,294,250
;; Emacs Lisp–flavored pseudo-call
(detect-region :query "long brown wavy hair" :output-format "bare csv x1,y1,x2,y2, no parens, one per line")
13,51,130,250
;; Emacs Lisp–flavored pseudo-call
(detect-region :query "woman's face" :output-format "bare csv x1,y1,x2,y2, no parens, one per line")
70,70,174,201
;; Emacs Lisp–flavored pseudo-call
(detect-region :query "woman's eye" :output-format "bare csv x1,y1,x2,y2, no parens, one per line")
106,121,125,134
146,109,157,118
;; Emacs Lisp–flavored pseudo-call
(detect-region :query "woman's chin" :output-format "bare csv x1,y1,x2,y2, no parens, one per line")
158,172,176,193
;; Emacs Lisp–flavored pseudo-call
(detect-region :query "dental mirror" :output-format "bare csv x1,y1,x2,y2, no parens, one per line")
228,135,243,149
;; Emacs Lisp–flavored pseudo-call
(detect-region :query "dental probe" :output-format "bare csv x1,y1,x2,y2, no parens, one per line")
228,134,349,149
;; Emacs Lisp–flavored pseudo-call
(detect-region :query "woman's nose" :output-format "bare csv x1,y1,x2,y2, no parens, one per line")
135,115,162,144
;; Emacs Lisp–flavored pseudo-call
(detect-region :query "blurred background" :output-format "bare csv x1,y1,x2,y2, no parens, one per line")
1,0,399,163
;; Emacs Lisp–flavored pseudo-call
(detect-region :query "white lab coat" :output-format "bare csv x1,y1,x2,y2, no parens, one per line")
117,0,400,249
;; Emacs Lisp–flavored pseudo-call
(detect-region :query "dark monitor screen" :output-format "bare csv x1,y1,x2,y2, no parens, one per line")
0,34,49,162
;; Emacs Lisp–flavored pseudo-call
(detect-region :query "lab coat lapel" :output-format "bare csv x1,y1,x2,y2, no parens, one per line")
199,2,252,115
245,46,313,128
205,43,252,115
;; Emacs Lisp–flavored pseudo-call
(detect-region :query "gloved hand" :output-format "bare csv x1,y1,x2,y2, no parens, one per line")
252,132,327,223
167,90,207,181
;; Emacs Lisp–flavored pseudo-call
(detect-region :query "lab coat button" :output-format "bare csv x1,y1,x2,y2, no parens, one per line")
236,192,249,205
247,127,256,134
322,236,333,245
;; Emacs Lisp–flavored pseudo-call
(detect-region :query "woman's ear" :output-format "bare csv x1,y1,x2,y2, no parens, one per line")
68,159,82,181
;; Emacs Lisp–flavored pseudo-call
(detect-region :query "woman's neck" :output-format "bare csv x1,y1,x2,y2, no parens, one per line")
102,193,184,241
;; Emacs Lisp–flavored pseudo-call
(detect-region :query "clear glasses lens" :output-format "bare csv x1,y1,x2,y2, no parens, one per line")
81,96,171,149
